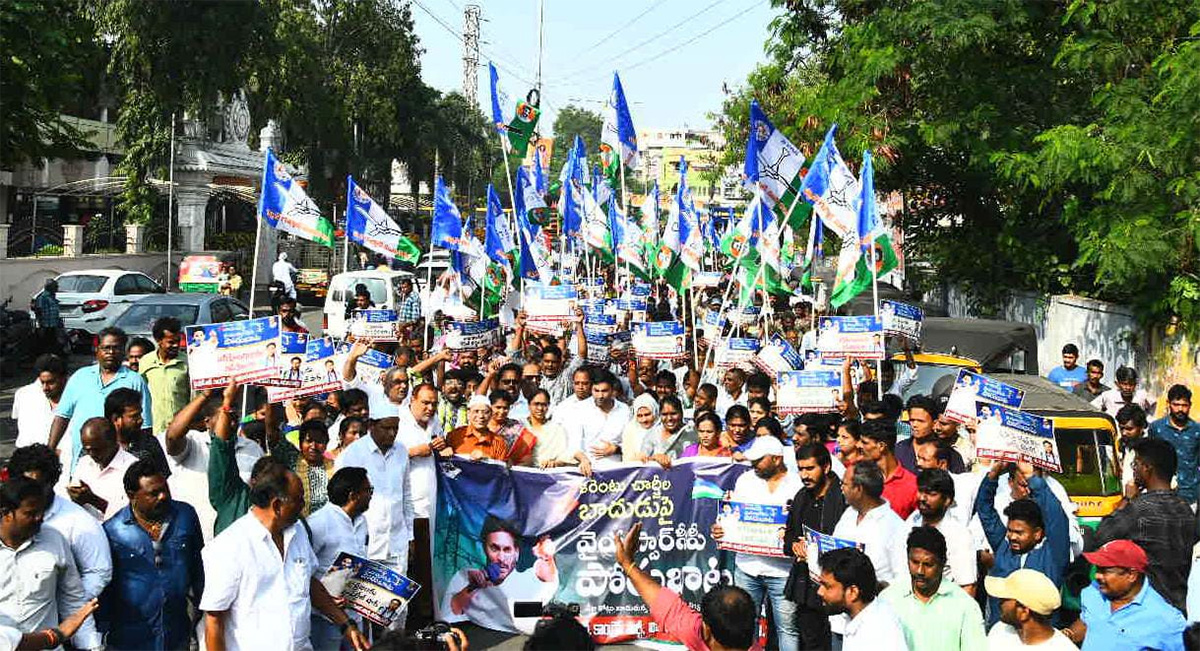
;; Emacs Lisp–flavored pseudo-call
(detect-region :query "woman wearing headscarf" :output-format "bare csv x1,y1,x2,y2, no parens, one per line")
621,393,660,462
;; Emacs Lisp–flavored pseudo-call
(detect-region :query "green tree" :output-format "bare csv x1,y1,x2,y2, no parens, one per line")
716,0,1177,317
0,0,103,166
548,105,603,176
98,0,274,223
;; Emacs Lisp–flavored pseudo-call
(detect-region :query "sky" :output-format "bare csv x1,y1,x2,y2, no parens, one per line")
407,0,780,134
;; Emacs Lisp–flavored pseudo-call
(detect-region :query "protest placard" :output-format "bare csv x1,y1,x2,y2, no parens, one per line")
632,321,687,360
775,370,842,414
715,500,788,557
614,297,648,322
584,313,618,335
267,336,343,402
580,298,608,316
333,343,394,386
816,316,885,360
526,284,579,322
732,306,760,328
803,526,864,581
973,403,1061,472
754,334,805,374
714,338,760,368
610,331,632,357
944,370,1026,424
322,552,421,627
349,309,402,342
700,312,726,345
880,300,923,342
185,316,283,390
444,318,502,351
691,271,723,288
258,331,306,388
630,282,652,297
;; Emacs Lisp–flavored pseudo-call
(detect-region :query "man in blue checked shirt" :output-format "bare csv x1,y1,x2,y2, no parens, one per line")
397,277,422,329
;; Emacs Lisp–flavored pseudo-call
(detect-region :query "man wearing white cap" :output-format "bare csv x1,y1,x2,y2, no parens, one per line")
985,569,1075,649
711,435,804,651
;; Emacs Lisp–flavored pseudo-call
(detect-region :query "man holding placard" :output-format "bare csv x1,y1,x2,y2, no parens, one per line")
711,437,803,651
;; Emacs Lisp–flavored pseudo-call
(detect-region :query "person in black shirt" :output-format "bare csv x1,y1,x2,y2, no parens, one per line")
104,388,170,477
782,442,847,650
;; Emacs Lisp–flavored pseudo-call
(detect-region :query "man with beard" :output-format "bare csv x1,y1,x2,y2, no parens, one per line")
816,547,906,651
711,436,803,651
48,327,153,473
975,461,1070,626
437,368,471,433
894,396,965,474
892,468,977,595
1092,437,1195,612
277,296,309,334
99,460,204,649
881,526,985,651
14,354,69,459
1148,384,1200,502
199,465,368,650
782,443,847,650
104,388,169,478
984,569,1076,649
139,316,190,437
441,516,558,634
548,366,593,435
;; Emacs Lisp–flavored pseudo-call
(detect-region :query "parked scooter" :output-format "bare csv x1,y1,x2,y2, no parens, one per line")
0,296,36,375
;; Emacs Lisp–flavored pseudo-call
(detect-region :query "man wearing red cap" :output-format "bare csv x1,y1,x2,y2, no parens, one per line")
1062,540,1186,651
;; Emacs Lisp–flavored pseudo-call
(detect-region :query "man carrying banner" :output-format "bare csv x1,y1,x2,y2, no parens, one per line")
710,436,803,651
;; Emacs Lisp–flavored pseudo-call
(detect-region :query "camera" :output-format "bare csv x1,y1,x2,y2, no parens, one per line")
392,621,460,650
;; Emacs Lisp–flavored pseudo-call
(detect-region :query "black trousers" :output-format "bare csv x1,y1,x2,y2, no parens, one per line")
795,601,831,651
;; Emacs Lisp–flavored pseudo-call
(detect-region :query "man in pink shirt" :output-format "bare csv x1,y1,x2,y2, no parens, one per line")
614,522,762,651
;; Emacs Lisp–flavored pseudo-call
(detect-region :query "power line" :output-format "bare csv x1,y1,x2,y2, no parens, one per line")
568,0,669,61
548,0,733,82
564,0,770,86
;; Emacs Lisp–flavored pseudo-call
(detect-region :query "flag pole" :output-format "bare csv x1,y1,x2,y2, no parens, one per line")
339,203,349,274
869,233,882,401
424,214,434,352
241,212,264,418
619,156,630,292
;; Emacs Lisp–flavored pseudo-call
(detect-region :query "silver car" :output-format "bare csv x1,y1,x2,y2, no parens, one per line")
109,293,250,342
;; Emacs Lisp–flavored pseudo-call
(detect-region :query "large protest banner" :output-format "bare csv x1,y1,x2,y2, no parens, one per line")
816,316,885,360
973,403,1062,472
267,336,342,402
322,552,421,627
944,370,1025,423
433,457,748,642
184,316,282,390
525,285,579,335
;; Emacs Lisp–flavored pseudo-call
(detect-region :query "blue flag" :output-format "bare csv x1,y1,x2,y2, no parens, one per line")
601,72,639,173
484,184,515,266
559,136,586,240
799,124,859,238
431,176,463,250
609,201,626,256
857,150,877,252
488,62,506,134
532,150,548,195
259,148,334,247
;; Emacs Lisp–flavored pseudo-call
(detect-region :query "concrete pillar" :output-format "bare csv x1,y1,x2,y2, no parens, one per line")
62,224,84,257
0,224,8,259
175,189,209,252
125,223,146,254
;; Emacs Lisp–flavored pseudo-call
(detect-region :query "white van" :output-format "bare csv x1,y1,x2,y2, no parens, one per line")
322,269,416,339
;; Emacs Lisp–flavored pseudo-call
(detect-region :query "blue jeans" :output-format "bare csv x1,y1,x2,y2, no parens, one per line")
311,615,344,651
734,568,799,651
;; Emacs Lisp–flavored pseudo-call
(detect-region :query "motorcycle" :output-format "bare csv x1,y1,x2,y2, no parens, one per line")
0,296,36,375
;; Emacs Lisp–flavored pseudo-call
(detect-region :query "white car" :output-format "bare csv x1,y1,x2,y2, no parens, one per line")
322,269,417,339
33,269,165,343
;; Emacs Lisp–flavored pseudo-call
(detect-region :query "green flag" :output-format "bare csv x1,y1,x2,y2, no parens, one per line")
829,232,899,308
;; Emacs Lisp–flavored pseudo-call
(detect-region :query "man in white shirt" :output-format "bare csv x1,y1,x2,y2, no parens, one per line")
572,370,630,468
984,569,1077,650
161,390,264,541
816,547,908,651
7,444,113,603
1091,366,1155,417
308,467,372,649
0,477,103,650
830,461,906,641
13,354,68,451
395,383,446,629
715,367,748,418
68,418,138,521
711,436,804,651
199,465,366,651
341,342,410,417
894,468,978,593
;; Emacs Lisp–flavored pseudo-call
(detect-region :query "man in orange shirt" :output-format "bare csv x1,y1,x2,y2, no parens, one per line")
448,395,509,461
